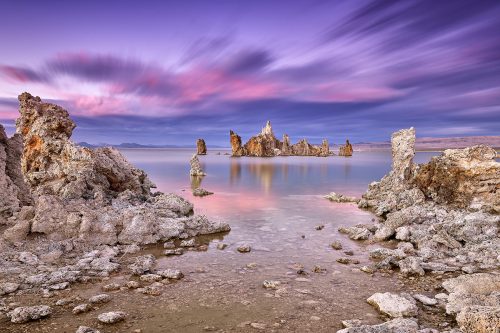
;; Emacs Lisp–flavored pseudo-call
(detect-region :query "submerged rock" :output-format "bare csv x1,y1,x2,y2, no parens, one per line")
325,192,359,203
193,188,213,197
196,139,207,155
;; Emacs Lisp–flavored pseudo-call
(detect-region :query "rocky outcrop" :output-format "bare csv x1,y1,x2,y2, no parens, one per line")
17,93,153,201
336,127,499,333
189,154,206,176
338,139,353,156
1,93,229,245
230,121,330,157
196,139,207,155
414,145,499,212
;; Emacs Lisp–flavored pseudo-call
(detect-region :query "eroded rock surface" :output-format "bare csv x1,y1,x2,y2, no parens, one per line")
190,154,206,176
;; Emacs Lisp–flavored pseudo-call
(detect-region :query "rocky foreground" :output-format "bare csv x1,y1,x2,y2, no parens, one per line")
0,93,229,327
230,121,332,157
330,127,499,333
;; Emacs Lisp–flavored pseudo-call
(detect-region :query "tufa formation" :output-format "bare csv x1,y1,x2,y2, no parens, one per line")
229,121,330,157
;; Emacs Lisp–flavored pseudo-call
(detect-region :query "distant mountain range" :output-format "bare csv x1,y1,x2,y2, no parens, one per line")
78,142,227,149
334,136,500,151
79,136,500,151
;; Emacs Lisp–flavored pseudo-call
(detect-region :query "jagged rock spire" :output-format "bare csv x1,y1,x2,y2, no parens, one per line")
260,121,274,137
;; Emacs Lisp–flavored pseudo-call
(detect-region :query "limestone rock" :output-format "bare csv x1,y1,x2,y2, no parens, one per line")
189,154,206,176
337,318,419,333
97,311,126,324
325,192,359,203
338,139,353,157
76,327,101,333
17,93,153,199
230,130,245,157
414,145,499,212
456,305,500,333
196,138,207,155
7,305,52,323
319,139,330,157
367,292,418,318
281,134,291,155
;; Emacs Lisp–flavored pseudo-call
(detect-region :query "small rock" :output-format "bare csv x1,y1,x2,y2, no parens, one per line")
8,305,52,323
310,316,321,321
367,292,418,318
140,286,162,296
237,245,251,253
193,188,213,197
413,294,437,306
263,280,281,289
217,243,227,250
341,319,362,328
344,250,354,256
337,258,352,264
76,326,101,333
125,281,140,289
128,255,156,275
97,311,126,324
18,251,39,265
157,269,184,280
315,225,324,230
89,294,111,304
102,283,121,292
360,266,375,274
72,303,92,315
180,238,196,247
312,265,326,273
0,282,20,295
330,241,343,250
250,322,267,330
139,274,163,283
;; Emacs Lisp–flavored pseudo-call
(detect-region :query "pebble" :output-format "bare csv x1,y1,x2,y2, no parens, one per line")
262,280,281,289
330,241,343,250
250,322,267,330
216,243,227,250
125,281,140,289
315,225,324,230
76,326,101,333
163,242,175,249
139,274,163,282
237,244,251,253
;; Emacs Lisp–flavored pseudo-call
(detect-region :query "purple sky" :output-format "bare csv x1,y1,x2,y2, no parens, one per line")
1,0,499,145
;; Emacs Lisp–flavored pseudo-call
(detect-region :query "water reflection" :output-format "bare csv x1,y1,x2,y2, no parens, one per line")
190,175,203,190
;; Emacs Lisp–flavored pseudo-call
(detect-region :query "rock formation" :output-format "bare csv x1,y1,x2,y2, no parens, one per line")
230,130,245,157
320,139,330,157
196,139,207,155
1,93,229,245
189,154,206,176
338,139,353,156
230,121,330,157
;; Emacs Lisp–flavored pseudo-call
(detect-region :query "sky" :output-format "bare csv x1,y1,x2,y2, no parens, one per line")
0,0,499,146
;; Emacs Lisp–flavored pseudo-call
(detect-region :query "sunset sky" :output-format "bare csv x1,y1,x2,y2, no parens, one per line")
1,0,499,145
